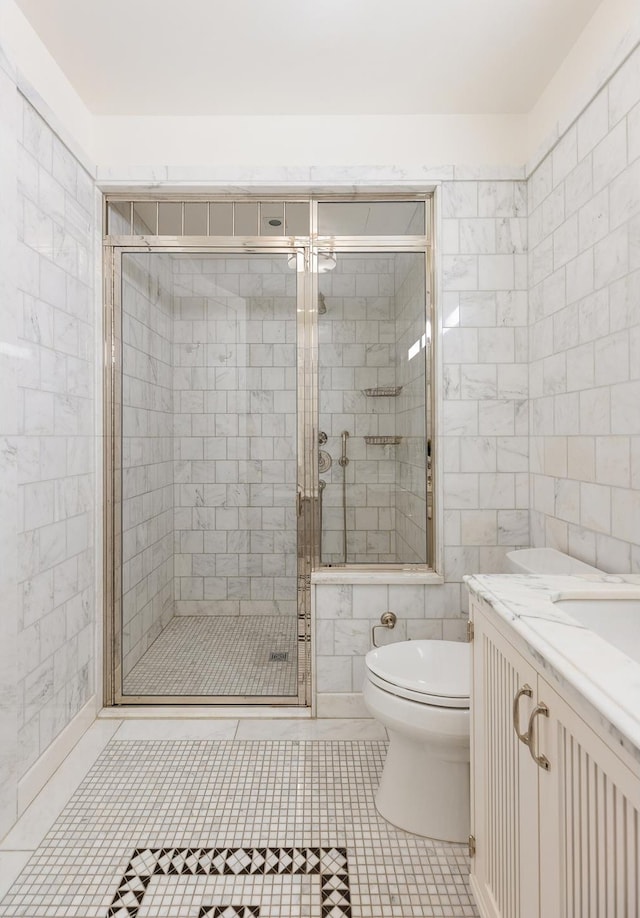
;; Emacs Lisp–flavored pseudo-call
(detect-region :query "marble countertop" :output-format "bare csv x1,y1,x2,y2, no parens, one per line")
464,572,640,767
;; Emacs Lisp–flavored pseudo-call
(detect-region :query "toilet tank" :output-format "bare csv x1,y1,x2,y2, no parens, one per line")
506,548,604,575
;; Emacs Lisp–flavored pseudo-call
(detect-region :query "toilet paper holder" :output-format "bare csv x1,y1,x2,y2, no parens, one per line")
372,611,397,647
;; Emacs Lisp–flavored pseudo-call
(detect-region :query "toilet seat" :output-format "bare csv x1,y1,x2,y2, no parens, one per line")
365,640,470,709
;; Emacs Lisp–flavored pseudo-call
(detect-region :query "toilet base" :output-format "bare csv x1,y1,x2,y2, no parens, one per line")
376,727,470,842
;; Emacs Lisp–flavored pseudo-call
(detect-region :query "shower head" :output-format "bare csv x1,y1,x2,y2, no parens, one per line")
318,292,327,315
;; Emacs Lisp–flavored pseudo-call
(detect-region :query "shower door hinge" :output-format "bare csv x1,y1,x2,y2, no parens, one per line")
467,620,474,642
296,489,303,517
468,835,476,858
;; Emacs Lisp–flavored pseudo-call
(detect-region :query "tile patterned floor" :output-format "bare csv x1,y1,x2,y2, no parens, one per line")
0,739,478,917
123,617,298,697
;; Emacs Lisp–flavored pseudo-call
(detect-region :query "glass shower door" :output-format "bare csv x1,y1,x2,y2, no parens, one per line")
117,251,303,701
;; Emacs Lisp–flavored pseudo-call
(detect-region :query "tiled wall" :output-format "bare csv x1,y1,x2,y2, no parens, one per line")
315,179,530,709
528,44,640,573
15,98,96,774
121,253,174,678
394,253,428,563
440,179,530,593
317,253,428,565
314,581,452,714
0,52,20,839
172,255,298,616
318,256,398,563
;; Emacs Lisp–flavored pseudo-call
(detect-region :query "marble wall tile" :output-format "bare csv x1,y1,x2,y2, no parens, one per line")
12,97,96,783
528,59,640,571
0,63,20,840
121,252,174,677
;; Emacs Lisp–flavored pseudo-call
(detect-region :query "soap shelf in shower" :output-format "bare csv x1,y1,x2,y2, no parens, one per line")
362,386,403,397
365,436,402,446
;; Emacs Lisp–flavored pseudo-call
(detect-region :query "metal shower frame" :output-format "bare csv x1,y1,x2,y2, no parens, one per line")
103,193,434,707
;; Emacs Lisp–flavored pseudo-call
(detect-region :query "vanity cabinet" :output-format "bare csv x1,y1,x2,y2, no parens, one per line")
469,597,640,918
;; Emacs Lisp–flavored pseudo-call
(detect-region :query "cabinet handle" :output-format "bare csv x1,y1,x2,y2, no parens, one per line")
527,703,551,771
512,684,533,745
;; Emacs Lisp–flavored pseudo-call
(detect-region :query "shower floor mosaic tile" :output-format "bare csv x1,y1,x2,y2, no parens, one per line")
123,616,298,697
0,739,477,917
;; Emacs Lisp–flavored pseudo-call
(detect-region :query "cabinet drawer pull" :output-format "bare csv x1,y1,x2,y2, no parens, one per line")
527,703,551,771
512,684,533,745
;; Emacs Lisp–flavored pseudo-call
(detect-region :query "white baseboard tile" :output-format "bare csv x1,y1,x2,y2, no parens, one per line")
4,718,121,853
316,692,370,719
17,696,97,817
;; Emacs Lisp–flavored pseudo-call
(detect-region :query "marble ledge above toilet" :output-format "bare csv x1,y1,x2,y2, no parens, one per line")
311,570,444,585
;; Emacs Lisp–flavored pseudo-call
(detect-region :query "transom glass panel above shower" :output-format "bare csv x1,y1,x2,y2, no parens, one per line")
104,195,433,705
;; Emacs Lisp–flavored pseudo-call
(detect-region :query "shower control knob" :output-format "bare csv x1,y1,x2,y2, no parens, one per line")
318,450,332,473
318,431,328,445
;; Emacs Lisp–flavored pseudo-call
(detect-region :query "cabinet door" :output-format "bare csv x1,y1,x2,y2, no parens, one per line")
471,603,540,918
537,677,640,917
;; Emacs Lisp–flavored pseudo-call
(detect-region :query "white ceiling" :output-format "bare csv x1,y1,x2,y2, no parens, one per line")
16,0,604,116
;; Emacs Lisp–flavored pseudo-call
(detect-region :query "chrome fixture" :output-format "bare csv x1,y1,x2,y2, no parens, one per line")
287,251,335,273
318,252,337,273
338,431,350,563
318,450,332,473
338,430,350,468
318,430,328,445
512,684,533,745
372,611,397,647
364,435,402,446
362,386,403,397
527,703,551,770
318,479,327,564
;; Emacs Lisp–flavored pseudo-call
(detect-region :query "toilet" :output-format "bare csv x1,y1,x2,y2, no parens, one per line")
363,550,605,842
363,640,470,843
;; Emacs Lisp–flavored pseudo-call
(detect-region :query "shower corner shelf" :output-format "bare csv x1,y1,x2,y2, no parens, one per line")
362,386,403,397
365,435,402,446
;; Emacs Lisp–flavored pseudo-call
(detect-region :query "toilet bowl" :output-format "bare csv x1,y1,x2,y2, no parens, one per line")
363,640,470,842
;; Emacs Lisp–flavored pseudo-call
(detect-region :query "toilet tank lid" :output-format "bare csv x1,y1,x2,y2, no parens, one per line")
506,548,603,575
366,640,470,699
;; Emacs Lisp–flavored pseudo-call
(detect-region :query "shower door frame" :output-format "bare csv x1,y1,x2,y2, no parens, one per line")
103,192,434,707
104,239,314,706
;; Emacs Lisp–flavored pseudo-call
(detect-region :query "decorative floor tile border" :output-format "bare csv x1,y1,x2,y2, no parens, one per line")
199,908,260,918
108,846,350,918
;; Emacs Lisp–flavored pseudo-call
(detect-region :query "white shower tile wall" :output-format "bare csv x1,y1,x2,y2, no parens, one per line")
528,45,640,573
121,253,175,677
172,256,298,615
318,257,398,563
394,253,428,562
15,97,96,774
441,179,530,594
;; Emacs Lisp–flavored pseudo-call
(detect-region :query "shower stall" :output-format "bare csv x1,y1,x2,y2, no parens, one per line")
104,197,433,705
